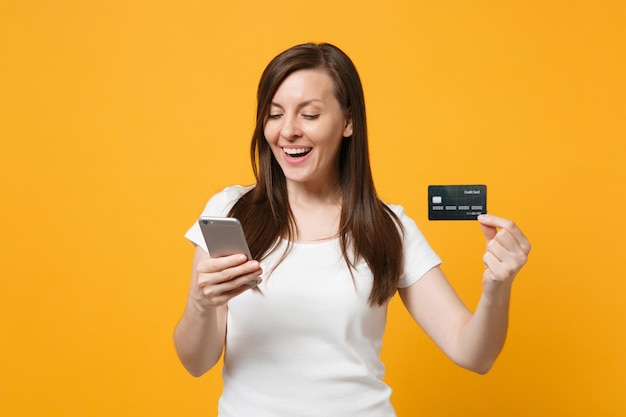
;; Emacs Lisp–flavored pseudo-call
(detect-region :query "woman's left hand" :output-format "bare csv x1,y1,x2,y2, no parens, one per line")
477,214,531,290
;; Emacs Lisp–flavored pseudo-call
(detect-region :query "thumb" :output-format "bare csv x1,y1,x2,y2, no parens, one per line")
478,214,497,241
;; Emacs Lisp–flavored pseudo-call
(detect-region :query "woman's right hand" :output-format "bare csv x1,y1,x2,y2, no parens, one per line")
174,247,261,376
191,251,263,311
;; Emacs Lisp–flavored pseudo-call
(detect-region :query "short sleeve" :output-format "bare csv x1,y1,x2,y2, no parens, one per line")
184,185,254,252
387,204,442,288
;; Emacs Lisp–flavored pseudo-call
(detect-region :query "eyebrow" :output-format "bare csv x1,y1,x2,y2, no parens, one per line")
269,99,325,110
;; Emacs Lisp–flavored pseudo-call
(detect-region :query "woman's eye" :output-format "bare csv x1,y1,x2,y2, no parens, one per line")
267,114,282,120
302,114,320,120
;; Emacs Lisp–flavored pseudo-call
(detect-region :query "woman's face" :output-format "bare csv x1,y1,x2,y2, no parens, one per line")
264,69,353,192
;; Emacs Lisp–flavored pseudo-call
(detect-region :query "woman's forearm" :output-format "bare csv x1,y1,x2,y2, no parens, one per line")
173,302,226,377
454,282,512,374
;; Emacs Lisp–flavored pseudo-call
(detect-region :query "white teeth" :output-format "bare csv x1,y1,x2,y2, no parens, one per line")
283,147,311,155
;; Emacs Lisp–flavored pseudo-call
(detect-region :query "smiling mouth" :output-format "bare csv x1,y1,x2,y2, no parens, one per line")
282,147,312,158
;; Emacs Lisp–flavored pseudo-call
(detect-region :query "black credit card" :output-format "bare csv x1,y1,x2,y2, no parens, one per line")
428,185,487,220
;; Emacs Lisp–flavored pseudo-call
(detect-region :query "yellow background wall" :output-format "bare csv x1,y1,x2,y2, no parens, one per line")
1,1,624,416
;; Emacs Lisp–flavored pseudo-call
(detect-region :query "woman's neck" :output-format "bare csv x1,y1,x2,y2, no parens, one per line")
287,183,342,243
286,178,342,207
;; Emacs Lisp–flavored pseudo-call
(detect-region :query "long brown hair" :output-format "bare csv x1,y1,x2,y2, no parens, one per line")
229,43,403,306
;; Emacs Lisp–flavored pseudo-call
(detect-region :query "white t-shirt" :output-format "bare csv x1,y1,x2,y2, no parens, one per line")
185,186,442,417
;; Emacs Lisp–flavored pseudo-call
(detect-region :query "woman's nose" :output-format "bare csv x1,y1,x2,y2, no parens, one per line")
280,116,303,140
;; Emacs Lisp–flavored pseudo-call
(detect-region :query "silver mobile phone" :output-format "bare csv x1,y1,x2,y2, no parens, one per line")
198,216,252,259
198,216,258,286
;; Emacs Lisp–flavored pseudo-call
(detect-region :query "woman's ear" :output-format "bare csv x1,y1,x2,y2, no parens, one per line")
343,111,353,138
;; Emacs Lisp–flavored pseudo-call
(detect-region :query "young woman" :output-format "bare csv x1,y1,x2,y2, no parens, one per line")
174,43,531,417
